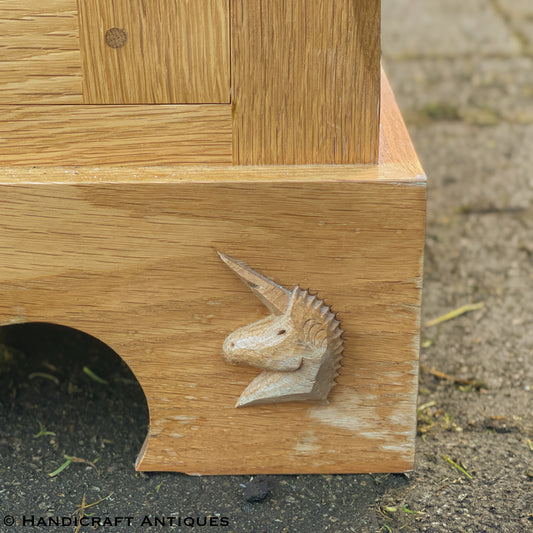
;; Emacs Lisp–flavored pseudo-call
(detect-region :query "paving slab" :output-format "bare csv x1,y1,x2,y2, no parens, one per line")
497,0,533,16
383,56,533,124
492,0,533,50
408,122,533,214
382,0,522,58
495,0,533,45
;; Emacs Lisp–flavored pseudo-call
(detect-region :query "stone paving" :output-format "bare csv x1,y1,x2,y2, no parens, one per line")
381,1,533,530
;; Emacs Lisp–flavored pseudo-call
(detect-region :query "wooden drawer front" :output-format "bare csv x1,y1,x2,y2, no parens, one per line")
79,0,230,104
0,0,230,105
0,1,82,104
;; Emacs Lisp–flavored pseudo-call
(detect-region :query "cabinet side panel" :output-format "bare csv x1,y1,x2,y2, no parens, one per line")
0,177,424,474
231,0,381,165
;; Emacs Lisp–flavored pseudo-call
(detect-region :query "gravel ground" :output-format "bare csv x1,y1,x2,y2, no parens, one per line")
1,1,532,532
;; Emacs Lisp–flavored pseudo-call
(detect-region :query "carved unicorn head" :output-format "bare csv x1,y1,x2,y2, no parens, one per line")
219,252,344,407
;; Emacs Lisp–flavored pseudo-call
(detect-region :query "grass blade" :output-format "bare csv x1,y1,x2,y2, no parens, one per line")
424,302,484,328
34,422,56,438
28,372,59,385
49,457,73,477
83,366,109,385
441,455,472,479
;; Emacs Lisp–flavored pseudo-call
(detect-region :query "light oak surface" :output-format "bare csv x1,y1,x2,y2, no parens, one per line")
0,0,82,104
0,71,408,172
0,178,425,474
0,72,426,473
0,105,232,166
79,0,230,104
0,0,230,105
0,0,381,167
231,0,381,165
379,68,423,177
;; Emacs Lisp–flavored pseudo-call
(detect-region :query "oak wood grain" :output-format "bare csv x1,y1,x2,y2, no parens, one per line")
379,68,424,177
0,105,232,166
0,70,410,172
0,178,425,474
0,70,426,474
231,0,381,165
0,0,82,104
78,0,230,104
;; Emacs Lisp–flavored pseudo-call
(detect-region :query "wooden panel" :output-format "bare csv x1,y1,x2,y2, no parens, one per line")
0,105,232,166
231,0,381,165
0,177,425,474
79,0,230,104
379,68,424,176
0,69,416,171
0,0,82,104
0,72,426,473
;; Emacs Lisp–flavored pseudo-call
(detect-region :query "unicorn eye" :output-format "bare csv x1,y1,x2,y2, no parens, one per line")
277,329,286,335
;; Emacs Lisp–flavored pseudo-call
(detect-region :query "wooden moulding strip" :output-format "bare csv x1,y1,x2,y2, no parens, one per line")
379,68,424,178
0,105,233,166
0,68,424,182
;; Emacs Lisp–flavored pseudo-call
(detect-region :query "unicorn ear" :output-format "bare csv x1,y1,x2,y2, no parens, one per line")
218,252,291,315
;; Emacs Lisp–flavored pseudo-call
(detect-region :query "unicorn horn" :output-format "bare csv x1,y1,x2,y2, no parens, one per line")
217,252,291,315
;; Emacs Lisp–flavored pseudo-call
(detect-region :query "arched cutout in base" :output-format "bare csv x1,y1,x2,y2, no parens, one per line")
0,322,149,472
